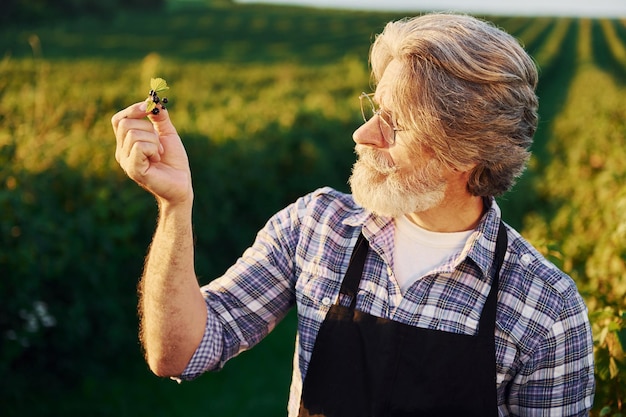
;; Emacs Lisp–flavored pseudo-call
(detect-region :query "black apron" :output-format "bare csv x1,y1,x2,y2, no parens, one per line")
298,222,508,417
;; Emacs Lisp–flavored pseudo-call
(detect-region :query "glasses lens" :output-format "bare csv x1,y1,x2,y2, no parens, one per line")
360,93,376,122
359,92,395,145
377,112,395,145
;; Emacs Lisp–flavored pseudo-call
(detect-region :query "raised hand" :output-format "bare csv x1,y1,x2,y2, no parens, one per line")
111,101,193,207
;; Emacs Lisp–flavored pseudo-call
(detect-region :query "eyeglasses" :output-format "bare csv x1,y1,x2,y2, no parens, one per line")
359,92,402,145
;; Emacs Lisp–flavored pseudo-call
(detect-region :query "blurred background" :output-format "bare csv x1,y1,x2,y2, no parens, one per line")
1,0,625,415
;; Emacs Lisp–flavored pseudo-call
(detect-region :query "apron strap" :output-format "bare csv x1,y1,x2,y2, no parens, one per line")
339,232,369,309
477,221,508,337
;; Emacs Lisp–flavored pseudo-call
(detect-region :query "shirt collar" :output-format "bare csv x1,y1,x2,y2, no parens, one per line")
343,197,505,282
459,197,505,281
343,207,394,263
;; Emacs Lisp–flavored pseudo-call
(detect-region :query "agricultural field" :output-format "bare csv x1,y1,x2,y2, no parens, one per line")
1,2,624,415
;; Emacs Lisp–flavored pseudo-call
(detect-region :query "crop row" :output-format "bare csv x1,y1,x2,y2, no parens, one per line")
1,4,625,415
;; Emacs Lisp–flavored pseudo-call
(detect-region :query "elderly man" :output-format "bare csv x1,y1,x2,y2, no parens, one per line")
112,13,594,416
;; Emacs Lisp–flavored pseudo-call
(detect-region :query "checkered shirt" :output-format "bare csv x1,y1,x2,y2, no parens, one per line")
180,187,595,416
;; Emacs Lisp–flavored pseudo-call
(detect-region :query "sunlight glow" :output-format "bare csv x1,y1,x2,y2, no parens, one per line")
236,0,626,17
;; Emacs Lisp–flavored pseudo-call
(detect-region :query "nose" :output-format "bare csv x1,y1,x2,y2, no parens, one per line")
352,117,388,148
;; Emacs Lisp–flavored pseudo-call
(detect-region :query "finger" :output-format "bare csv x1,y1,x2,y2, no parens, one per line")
116,126,160,165
124,143,156,183
117,138,162,182
111,101,150,133
146,103,178,138
130,138,162,167
114,117,155,158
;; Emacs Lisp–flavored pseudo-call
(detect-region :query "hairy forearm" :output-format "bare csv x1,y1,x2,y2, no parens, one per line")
139,201,207,377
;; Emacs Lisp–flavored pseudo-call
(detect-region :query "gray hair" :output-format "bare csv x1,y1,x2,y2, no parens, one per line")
370,13,539,197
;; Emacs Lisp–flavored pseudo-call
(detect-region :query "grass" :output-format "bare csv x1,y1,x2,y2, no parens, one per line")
12,311,297,417
2,1,625,415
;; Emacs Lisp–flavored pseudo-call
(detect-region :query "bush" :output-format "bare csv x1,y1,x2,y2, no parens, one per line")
2,0,167,24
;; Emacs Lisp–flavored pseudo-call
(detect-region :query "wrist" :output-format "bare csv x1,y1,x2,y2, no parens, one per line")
157,193,194,219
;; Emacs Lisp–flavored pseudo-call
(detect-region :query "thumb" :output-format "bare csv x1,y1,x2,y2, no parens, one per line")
144,101,178,137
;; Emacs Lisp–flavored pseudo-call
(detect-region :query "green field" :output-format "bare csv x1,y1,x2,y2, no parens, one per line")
1,2,625,415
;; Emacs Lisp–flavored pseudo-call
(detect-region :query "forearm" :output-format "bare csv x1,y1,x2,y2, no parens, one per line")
112,100,207,376
140,200,207,377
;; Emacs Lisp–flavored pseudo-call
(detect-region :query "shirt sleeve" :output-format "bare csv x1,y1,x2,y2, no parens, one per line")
178,304,225,380
176,194,306,380
507,290,595,416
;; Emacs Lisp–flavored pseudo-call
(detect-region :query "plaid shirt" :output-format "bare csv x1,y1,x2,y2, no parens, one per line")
181,187,595,416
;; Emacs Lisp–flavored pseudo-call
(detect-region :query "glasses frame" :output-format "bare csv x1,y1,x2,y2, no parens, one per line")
359,92,402,145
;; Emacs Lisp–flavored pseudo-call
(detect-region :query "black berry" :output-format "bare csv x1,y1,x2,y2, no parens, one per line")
162,97,168,104
151,107,160,115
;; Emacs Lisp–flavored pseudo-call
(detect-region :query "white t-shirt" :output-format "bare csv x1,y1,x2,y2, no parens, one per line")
393,215,474,293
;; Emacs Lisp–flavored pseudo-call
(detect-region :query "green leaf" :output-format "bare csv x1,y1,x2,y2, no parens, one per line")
618,326,626,351
598,326,610,345
145,97,156,113
600,406,611,417
609,357,619,379
150,77,169,93
608,321,621,332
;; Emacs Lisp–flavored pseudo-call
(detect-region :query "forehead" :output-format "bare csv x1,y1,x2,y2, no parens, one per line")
374,59,404,107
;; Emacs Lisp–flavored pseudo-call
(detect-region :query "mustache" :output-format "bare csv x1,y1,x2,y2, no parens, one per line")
354,145,397,174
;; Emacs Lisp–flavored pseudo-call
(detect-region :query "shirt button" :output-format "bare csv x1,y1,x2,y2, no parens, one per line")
322,297,331,306
521,254,532,266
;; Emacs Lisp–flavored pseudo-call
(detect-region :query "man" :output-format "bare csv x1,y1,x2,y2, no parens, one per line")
112,13,595,416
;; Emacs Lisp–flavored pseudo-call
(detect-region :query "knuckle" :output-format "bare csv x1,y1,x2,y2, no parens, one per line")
117,117,131,131
134,140,156,155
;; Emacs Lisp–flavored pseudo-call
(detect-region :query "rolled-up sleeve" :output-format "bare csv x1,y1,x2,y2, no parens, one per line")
176,191,309,380
179,305,225,380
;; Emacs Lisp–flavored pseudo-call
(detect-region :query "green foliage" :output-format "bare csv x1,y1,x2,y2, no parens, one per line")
0,15,367,412
592,308,626,416
1,2,625,415
522,43,626,413
2,0,167,24
0,2,402,62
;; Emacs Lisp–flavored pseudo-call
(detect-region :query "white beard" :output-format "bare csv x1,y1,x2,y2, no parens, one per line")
348,146,447,218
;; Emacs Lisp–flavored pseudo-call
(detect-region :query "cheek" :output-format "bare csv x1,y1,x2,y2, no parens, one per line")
388,147,415,173
390,138,442,172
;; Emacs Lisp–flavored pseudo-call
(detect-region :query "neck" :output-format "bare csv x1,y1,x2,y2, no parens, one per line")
405,193,485,233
